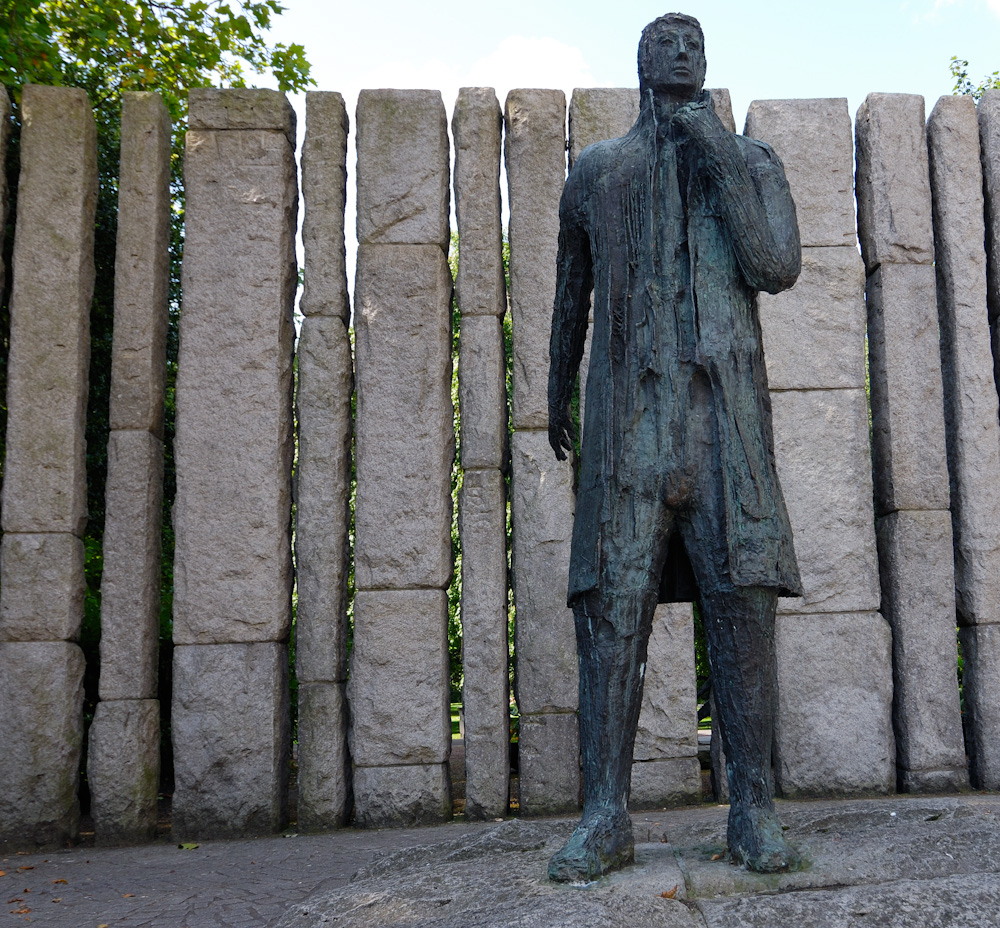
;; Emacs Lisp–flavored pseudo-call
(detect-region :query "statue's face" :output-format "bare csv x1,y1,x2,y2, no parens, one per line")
641,21,706,100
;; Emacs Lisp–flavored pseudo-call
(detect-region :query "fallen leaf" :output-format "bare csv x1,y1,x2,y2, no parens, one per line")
660,886,678,899
17,866,33,872
99,923,110,927
52,879,67,885
711,853,723,861
52,897,62,902
8,897,23,903
12,907,30,914
123,893,134,898
0,871,5,877
177,843,199,851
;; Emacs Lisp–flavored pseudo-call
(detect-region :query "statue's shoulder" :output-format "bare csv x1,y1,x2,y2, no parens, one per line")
571,135,631,176
734,134,785,171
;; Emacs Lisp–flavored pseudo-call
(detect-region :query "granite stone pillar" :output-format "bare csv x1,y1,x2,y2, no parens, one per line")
0,86,96,847
86,92,171,845
171,89,297,837
854,92,968,792
980,90,1000,394
747,98,894,797
631,604,701,808
0,88,10,300
349,89,454,826
927,94,1000,790
296,91,353,830
505,89,579,815
453,87,510,821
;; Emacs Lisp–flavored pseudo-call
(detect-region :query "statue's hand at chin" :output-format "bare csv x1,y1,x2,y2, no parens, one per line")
672,94,727,147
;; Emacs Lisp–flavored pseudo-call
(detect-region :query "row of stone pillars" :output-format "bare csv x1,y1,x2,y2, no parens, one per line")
3,82,1000,846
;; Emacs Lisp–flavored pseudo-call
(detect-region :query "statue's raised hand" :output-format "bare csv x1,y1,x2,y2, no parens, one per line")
671,93,728,149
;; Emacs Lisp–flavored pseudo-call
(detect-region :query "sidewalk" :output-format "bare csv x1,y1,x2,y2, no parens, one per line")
4,794,1000,927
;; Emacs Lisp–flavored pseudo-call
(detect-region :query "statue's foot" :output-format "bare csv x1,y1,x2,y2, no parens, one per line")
548,810,634,883
728,804,801,873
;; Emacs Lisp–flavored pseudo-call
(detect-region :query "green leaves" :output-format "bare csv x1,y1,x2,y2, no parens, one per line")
950,55,1000,102
1,0,314,117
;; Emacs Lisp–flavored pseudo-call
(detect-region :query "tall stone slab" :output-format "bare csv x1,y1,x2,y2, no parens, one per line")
453,87,510,820
506,89,565,433
171,643,289,838
458,470,509,818
856,92,968,792
2,85,95,536
0,86,96,847
172,89,296,837
296,91,353,830
351,89,453,826
505,89,579,816
453,88,506,323
927,94,1000,790
980,90,1000,391
746,98,893,797
631,604,701,809
0,643,85,847
0,88,10,303
88,93,171,845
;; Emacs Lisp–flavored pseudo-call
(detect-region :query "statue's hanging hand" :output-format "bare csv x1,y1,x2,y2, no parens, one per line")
548,405,576,462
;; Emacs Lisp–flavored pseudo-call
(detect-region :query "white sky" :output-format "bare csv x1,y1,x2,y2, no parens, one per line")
257,0,1000,289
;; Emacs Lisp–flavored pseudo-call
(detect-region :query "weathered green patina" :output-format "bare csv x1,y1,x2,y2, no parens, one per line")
547,13,803,882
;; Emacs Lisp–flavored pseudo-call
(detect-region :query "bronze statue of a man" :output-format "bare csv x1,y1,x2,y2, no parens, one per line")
547,12,803,881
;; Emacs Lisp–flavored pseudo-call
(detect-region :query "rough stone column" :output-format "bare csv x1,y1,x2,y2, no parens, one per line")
453,87,510,820
349,89,454,826
86,92,171,844
853,93,968,792
0,86,96,847
0,88,10,299
296,91,353,831
172,89,297,838
630,603,701,808
926,94,1000,790
746,98,894,797
981,91,1000,393
505,89,580,815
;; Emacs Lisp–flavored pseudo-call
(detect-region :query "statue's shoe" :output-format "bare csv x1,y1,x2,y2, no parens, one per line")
728,804,801,873
547,810,634,883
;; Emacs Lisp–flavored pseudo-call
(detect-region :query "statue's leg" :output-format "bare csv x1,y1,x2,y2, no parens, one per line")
700,586,799,872
548,502,669,882
679,369,797,871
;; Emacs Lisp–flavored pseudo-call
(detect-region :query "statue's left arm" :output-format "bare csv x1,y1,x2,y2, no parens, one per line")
674,100,801,294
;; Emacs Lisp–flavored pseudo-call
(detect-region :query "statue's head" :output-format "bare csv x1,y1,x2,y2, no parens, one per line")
638,13,706,101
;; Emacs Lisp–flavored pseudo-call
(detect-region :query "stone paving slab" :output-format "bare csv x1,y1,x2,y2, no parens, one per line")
4,797,1000,926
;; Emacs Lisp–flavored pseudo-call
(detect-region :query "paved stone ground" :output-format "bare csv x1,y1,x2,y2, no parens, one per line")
3,794,1000,926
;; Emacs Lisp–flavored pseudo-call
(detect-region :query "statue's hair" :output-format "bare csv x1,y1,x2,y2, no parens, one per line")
638,13,705,92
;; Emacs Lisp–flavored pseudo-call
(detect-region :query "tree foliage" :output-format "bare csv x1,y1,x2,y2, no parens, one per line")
950,55,1000,102
1,0,311,115
1,0,313,803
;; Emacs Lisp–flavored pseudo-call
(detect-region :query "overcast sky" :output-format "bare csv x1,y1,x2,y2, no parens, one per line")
258,0,1000,286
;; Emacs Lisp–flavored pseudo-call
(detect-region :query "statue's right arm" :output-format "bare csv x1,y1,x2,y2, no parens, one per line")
548,169,593,461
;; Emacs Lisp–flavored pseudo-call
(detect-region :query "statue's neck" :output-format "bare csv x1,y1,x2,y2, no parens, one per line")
639,88,703,127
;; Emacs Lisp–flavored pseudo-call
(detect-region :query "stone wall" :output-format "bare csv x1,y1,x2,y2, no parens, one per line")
3,84,1000,845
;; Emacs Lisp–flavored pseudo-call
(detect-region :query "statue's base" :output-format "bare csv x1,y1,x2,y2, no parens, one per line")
278,796,1000,927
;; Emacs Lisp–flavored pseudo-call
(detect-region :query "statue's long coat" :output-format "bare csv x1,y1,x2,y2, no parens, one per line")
549,102,803,604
